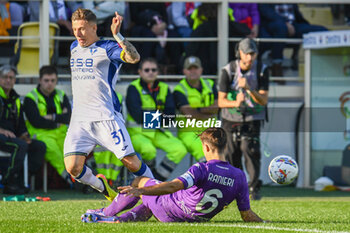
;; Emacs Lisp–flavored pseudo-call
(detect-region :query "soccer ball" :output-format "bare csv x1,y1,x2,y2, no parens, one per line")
268,155,299,185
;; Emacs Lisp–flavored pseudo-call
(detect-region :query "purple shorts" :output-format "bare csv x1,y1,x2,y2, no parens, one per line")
141,179,178,222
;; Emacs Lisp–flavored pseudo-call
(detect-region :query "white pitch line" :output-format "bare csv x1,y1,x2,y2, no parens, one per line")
143,222,350,233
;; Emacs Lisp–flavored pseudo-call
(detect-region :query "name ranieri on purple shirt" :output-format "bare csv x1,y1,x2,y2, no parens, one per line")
145,160,251,222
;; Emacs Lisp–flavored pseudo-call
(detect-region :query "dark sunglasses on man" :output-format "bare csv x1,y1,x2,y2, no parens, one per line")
143,68,157,73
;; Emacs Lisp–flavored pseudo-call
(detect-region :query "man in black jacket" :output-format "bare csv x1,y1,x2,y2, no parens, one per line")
0,65,45,194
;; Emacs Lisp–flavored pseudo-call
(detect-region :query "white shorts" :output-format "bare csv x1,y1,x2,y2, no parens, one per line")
64,114,135,160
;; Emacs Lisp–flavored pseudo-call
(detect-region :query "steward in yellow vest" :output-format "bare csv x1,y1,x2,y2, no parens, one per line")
126,58,187,181
23,66,72,186
173,56,218,162
0,65,45,194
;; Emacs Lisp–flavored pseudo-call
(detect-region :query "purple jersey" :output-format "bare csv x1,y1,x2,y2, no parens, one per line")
142,160,250,222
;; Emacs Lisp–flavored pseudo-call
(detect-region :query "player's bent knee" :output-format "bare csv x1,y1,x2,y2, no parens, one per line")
121,154,141,172
65,163,83,177
64,155,85,177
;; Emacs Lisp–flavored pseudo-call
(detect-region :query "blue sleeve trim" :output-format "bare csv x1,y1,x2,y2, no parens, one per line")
70,40,78,51
107,63,121,113
96,40,124,65
75,165,87,179
133,162,147,176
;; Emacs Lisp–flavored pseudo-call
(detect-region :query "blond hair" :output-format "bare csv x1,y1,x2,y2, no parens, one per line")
71,8,97,23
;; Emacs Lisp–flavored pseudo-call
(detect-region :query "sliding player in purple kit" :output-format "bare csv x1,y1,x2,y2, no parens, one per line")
81,127,264,223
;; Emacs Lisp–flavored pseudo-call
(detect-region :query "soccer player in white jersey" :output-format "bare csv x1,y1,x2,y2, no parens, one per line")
64,8,153,201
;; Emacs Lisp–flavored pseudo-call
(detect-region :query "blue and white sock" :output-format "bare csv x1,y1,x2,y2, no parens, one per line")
133,161,154,178
74,166,104,192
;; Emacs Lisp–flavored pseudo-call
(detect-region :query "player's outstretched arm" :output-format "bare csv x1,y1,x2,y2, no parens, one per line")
119,179,184,197
111,12,140,64
240,209,265,222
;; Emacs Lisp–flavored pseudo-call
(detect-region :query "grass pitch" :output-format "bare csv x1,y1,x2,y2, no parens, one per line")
0,187,349,233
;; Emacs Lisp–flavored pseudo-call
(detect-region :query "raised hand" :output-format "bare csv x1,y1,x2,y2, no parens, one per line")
110,12,123,36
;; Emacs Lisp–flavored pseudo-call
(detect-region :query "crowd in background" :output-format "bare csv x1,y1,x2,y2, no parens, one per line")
0,1,345,76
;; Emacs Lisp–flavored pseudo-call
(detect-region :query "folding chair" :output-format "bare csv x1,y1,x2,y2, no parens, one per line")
12,22,59,75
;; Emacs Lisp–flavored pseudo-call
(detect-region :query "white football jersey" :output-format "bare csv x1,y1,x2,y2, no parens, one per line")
70,40,125,121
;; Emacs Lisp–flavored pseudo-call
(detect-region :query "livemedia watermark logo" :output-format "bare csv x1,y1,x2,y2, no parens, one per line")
143,110,221,130
143,110,162,129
